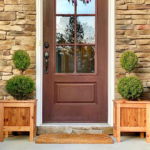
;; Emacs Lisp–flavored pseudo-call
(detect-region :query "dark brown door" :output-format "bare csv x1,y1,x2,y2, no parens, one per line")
43,0,108,123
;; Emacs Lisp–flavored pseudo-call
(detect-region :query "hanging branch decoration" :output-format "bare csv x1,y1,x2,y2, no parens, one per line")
68,0,91,5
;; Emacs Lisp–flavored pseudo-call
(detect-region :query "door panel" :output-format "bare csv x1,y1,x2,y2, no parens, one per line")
55,83,96,103
43,0,108,123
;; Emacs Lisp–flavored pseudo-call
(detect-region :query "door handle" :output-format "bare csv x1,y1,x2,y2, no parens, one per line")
44,51,49,74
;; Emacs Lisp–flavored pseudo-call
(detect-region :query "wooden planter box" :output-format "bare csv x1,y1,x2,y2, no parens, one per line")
113,100,150,143
0,100,37,142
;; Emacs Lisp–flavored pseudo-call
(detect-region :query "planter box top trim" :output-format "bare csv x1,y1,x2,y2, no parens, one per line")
114,99,150,104
0,100,37,103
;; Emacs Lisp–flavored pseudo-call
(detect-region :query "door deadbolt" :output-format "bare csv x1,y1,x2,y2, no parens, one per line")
44,42,49,49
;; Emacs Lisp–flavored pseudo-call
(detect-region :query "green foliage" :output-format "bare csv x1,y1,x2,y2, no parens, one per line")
6,75,35,100
120,51,138,73
117,76,143,100
13,50,30,72
6,50,35,100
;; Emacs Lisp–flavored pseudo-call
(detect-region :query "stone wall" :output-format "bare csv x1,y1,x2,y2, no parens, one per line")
116,0,150,99
0,0,36,100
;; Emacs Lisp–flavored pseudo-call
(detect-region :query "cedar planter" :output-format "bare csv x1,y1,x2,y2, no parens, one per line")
113,100,150,143
0,100,37,142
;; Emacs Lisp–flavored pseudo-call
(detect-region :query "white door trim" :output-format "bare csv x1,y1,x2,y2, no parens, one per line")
108,0,115,126
36,0,115,126
36,0,43,126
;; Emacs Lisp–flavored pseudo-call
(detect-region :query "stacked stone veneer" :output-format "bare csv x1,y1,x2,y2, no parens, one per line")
0,0,36,100
116,0,150,99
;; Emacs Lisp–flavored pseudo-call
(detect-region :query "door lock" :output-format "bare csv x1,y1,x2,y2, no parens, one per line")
44,51,49,74
44,42,49,49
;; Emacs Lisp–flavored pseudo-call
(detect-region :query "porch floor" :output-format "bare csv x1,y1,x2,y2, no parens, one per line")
0,135,150,150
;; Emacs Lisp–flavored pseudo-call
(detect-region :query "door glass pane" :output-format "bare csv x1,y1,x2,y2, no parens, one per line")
56,16,75,44
56,0,74,14
56,46,74,73
77,0,95,14
77,17,95,44
77,46,95,73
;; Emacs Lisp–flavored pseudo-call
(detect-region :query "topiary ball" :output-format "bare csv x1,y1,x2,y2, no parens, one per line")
120,51,138,73
6,75,35,100
117,76,143,100
13,50,30,72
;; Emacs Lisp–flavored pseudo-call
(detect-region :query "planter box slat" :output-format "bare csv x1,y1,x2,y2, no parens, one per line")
113,100,150,143
4,107,30,126
0,100,37,142
120,108,146,127
4,126,30,131
120,127,146,132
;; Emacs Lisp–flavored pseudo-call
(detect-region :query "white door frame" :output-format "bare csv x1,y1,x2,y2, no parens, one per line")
36,0,115,126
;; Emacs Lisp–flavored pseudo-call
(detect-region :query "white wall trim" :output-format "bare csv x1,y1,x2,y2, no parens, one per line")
36,0,115,126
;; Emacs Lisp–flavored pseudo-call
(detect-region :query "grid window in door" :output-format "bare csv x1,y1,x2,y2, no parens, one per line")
56,0,96,73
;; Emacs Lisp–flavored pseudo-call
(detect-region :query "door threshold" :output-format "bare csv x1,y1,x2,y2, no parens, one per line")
39,123,112,127
37,123,113,135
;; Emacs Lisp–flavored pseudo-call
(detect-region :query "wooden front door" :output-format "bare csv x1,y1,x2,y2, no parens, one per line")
43,0,108,123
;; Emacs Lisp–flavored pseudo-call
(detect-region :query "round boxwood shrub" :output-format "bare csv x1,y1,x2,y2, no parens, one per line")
117,76,143,100
120,51,138,73
13,50,30,72
6,75,35,100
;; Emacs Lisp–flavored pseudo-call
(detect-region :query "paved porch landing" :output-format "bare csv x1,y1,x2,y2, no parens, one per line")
0,136,150,150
